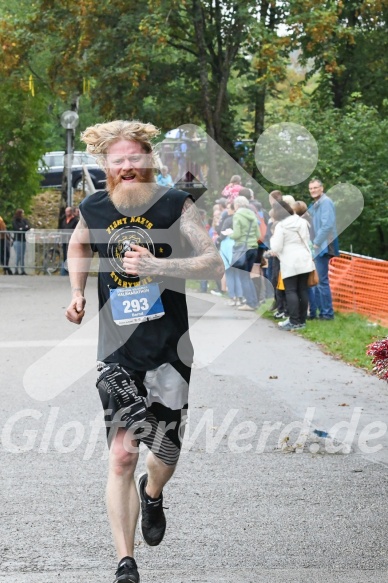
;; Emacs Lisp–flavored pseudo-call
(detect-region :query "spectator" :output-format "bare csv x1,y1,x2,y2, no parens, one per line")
156,165,174,188
215,197,227,212
214,199,228,235
198,208,210,293
292,200,318,320
269,189,283,208
12,208,30,275
221,174,243,202
72,206,80,219
292,201,307,216
270,200,315,331
0,215,13,275
308,178,339,320
60,207,78,276
198,208,210,233
182,128,203,184
219,202,243,306
173,139,187,182
225,195,260,311
209,209,224,296
266,191,288,317
282,194,296,207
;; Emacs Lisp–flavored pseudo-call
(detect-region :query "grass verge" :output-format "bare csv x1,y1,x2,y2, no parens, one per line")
264,310,388,372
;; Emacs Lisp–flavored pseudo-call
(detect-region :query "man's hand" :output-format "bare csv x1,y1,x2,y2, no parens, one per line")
122,244,156,277
65,294,86,325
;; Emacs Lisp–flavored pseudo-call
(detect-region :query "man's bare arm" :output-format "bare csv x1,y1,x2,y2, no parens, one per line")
65,215,93,324
122,198,224,280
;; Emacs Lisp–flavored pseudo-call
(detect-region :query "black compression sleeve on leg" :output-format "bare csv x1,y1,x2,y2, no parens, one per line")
96,363,147,430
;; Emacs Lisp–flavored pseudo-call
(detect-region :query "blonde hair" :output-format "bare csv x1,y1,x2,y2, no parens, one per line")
292,200,308,216
282,194,296,206
81,120,160,167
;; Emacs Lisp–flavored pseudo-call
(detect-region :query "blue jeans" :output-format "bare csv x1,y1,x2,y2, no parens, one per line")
225,267,243,299
14,240,26,270
315,254,334,319
236,248,258,308
308,286,317,318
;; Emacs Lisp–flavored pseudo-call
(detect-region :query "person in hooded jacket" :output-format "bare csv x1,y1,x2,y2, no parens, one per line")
224,195,261,311
270,200,315,331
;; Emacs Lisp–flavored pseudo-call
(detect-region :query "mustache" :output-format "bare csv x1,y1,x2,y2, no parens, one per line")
116,169,144,186
107,168,154,192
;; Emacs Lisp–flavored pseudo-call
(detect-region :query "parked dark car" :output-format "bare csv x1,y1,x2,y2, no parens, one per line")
38,151,106,194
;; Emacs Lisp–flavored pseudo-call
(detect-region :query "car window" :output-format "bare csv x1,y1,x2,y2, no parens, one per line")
81,153,98,165
39,151,100,169
52,155,64,167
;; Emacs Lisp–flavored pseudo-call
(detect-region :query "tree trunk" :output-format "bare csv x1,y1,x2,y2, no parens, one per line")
252,79,267,180
192,0,215,140
377,225,388,258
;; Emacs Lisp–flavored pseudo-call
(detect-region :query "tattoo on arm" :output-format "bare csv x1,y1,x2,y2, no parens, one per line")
180,198,211,253
154,198,224,279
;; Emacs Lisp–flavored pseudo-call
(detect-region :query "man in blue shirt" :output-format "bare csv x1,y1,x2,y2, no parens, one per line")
308,179,339,320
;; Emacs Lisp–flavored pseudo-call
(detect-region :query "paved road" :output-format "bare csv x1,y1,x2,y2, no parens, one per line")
1,276,387,582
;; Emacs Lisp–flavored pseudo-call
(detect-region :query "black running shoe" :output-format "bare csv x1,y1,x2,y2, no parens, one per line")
137,473,166,546
114,556,139,583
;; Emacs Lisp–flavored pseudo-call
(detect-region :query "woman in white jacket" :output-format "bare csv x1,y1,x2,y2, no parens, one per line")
270,200,315,331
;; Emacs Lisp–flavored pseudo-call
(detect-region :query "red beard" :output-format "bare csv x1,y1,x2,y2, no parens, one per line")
107,167,157,209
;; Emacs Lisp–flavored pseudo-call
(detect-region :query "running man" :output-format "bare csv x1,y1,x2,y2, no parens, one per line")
65,120,224,583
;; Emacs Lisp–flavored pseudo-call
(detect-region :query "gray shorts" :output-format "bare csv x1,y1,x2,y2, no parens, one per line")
97,360,190,466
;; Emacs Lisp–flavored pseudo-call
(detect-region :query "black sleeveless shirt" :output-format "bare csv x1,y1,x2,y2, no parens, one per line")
80,188,194,370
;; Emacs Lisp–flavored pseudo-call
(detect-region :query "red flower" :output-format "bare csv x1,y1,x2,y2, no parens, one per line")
366,338,388,381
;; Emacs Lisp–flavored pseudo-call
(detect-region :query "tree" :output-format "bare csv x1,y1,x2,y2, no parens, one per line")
142,0,294,154
1,1,297,159
0,80,47,219
265,98,388,259
290,0,388,110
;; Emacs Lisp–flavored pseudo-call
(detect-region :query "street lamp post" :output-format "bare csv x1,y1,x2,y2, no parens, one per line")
60,110,79,208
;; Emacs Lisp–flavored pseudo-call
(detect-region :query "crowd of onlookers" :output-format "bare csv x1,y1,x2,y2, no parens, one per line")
0,206,79,275
200,175,339,331
0,209,31,275
1,171,338,331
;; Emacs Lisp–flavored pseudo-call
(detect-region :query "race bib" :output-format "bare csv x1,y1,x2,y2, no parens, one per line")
110,283,165,326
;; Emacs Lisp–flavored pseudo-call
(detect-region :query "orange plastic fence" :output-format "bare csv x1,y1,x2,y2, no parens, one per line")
329,253,388,326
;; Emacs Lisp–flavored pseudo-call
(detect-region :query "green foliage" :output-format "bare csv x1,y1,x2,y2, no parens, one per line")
296,312,388,372
290,0,388,110
263,99,388,258
0,80,48,221
1,0,387,254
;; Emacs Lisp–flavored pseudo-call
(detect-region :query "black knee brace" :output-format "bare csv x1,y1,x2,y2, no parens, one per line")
96,363,147,430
